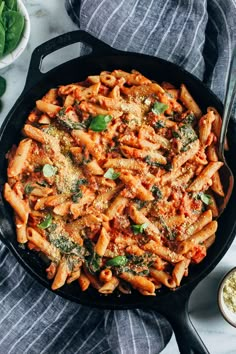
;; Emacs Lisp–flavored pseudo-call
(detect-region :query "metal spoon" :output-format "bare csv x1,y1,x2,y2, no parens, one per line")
218,47,236,214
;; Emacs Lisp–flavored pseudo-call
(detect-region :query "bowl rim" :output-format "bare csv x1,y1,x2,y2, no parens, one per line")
217,266,236,327
0,0,31,69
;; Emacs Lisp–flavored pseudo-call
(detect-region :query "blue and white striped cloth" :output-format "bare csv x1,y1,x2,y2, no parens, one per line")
0,0,235,353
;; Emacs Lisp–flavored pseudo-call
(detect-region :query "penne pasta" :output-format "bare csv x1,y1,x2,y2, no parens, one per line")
172,259,190,286
187,161,223,192
99,276,119,294
4,183,29,224
27,227,60,262
7,139,32,177
78,272,90,291
51,258,69,290
15,215,27,244
178,221,218,254
120,272,155,294
149,268,176,288
179,84,202,118
94,227,110,257
3,69,226,296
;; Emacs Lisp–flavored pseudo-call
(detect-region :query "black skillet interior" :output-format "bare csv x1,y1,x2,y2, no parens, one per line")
0,30,235,353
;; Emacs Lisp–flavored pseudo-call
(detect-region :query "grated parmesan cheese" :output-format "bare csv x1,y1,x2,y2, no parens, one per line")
223,271,236,313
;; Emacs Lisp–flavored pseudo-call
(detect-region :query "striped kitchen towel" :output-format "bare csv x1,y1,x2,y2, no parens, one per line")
0,1,235,354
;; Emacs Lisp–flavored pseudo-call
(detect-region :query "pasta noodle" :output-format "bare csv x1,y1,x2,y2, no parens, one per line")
3,69,225,296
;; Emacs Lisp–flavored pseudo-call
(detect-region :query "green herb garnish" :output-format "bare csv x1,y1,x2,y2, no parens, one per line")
36,181,48,187
131,223,148,235
152,101,168,115
157,216,176,240
106,256,128,267
50,235,83,258
173,124,198,151
0,4,25,57
145,155,172,171
38,214,52,229
72,190,83,203
89,114,112,132
134,199,147,210
172,131,180,138
196,192,212,205
5,0,17,11
42,164,57,178
24,184,34,195
84,239,101,274
182,113,196,125
71,179,87,193
151,185,162,200
154,120,166,129
57,118,89,130
104,168,120,180
77,178,88,185
58,107,66,117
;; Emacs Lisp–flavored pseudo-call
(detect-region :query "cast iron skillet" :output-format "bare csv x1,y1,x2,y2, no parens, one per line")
0,30,235,354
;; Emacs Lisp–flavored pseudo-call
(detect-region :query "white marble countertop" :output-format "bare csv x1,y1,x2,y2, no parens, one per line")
0,1,235,353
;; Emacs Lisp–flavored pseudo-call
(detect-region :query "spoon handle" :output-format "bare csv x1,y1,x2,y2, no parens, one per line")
219,46,236,157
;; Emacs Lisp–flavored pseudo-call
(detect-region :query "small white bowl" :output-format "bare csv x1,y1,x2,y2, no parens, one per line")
0,0,30,69
218,267,236,327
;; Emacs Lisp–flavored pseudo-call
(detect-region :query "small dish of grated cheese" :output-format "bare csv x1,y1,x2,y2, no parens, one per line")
218,267,236,327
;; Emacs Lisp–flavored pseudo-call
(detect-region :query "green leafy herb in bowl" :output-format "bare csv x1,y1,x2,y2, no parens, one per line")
0,0,30,68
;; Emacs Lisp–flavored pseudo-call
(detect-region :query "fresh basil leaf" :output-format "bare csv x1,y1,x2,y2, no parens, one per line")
84,238,102,274
24,183,34,195
87,253,101,273
72,190,83,203
0,1,5,17
157,216,176,240
71,179,87,193
197,192,213,205
106,256,128,267
66,255,82,271
2,10,25,55
152,101,168,115
0,22,5,57
134,199,147,210
36,181,48,187
77,178,87,185
151,185,162,200
58,107,66,117
145,155,172,171
57,108,88,131
104,168,120,180
51,235,77,253
89,114,112,132
131,223,148,235
50,235,83,260
42,164,57,178
183,113,196,125
179,124,198,145
154,120,165,129
5,0,17,10
83,239,101,273
172,131,180,138
38,214,52,229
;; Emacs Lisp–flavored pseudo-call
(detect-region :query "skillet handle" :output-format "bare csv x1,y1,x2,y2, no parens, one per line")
153,291,210,354
24,30,118,92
